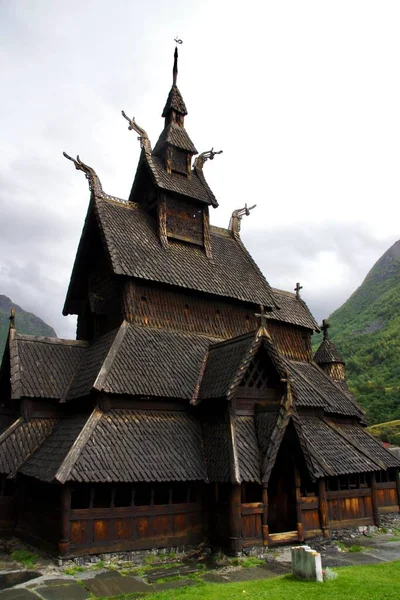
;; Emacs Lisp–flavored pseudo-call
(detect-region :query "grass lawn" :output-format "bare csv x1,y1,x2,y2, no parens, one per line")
123,560,400,600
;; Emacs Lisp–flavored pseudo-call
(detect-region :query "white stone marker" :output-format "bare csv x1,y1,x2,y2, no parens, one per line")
291,545,323,582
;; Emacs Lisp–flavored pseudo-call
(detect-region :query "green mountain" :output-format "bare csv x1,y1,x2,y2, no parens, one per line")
0,295,57,359
313,239,400,425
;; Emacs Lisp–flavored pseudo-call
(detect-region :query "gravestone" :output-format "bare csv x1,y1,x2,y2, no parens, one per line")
291,545,323,582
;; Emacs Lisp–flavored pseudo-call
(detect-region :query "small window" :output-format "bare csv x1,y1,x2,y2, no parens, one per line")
71,485,91,509
172,483,188,504
93,485,112,508
114,485,132,507
134,484,152,506
189,486,200,503
154,486,170,505
184,304,189,317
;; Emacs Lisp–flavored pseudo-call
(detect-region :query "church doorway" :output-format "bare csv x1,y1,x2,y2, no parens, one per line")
267,430,298,533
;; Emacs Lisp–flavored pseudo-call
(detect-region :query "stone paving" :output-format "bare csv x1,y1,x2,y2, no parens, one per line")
0,533,399,599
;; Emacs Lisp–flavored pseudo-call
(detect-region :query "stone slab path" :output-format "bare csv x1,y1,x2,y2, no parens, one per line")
0,535,399,599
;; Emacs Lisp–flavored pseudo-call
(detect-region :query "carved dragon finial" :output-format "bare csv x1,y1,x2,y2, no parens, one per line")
193,148,223,172
63,152,104,196
9,307,15,330
229,203,256,236
121,111,152,153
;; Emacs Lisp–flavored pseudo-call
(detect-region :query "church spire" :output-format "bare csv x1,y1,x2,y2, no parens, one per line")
161,44,188,120
173,46,178,87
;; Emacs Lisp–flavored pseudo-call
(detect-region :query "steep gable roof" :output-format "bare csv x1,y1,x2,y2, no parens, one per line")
4,330,87,400
67,195,277,309
314,338,344,364
197,328,287,401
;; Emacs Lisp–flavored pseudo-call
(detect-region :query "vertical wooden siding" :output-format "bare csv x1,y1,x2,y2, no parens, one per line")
68,502,204,556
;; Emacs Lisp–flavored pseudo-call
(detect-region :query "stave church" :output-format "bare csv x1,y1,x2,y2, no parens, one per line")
0,47,399,557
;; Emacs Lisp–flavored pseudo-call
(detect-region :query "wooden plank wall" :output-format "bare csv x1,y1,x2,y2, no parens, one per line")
241,502,263,545
326,489,373,527
124,281,257,339
68,502,204,556
376,482,399,514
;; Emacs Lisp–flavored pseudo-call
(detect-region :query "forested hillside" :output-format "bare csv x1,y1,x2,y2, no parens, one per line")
0,295,56,358
313,239,400,424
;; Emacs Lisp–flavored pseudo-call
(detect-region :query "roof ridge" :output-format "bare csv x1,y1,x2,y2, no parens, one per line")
93,321,130,392
0,417,23,445
55,408,103,484
207,330,256,350
16,334,88,346
10,417,59,479
127,321,223,343
210,225,231,237
271,288,296,297
9,328,21,400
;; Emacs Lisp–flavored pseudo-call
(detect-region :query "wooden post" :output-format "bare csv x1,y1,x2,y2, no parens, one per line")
262,485,269,545
370,472,381,527
318,478,330,538
228,485,242,554
294,467,304,541
59,485,71,556
396,470,400,508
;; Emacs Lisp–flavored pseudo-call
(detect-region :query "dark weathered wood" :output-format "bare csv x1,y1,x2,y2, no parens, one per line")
262,486,269,544
59,485,71,556
378,505,400,514
268,531,298,545
329,517,373,528
370,472,381,527
396,470,400,507
318,478,329,538
294,467,304,541
228,485,242,553
327,488,371,500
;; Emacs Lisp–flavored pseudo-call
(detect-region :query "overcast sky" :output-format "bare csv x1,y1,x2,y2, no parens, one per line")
1,0,400,338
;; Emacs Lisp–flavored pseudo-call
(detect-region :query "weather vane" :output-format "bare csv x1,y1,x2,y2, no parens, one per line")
174,37,183,45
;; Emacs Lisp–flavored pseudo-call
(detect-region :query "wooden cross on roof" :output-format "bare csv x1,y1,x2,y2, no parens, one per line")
321,318,330,340
255,306,268,329
294,282,303,299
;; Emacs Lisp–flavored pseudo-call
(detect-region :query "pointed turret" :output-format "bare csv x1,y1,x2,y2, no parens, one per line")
153,45,198,168
314,319,345,381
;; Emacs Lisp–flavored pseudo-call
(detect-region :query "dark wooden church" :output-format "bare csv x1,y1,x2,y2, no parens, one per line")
0,48,399,558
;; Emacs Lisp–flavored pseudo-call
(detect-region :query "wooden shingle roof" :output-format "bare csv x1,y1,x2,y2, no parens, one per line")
65,322,219,402
153,122,197,154
314,338,344,364
21,409,207,484
0,417,58,475
62,196,278,314
298,417,399,476
162,85,188,116
284,359,365,419
6,331,87,400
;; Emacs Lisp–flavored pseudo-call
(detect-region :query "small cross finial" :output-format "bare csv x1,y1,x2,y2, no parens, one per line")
254,305,268,329
294,282,303,298
321,319,330,340
9,307,15,330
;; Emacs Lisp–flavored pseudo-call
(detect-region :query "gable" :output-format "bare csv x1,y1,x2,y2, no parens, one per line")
236,345,281,399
